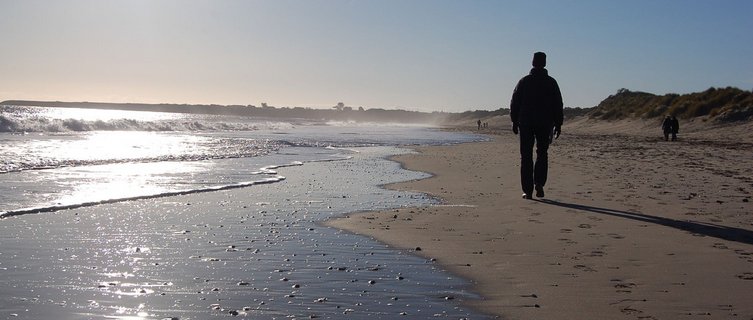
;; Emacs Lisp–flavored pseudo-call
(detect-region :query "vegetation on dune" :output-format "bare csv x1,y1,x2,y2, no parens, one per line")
589,87,753,122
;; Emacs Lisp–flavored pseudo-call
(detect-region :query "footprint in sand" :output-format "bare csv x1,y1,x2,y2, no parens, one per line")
736,272,753,280
578,223,592,229
733,249,753,263
613,282,637,293
619,306,643,316
587,250,606,257
574,264,596,272
712,243,729,250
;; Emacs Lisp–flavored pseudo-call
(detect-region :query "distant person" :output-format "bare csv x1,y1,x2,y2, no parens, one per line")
670,115,679,141
661,115,673,141
510,51,564,199
478,119,482,130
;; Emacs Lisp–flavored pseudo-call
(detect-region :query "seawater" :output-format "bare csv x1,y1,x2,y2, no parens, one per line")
0,105,494,319
0,105,484,215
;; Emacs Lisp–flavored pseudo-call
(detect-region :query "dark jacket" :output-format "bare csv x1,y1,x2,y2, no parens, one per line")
671,117,679,134
662,117,673,133
510,68,563,127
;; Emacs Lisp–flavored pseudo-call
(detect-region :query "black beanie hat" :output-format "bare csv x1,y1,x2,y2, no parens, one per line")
532,52,546,68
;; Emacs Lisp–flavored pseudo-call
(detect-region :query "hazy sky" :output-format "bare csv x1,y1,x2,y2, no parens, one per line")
1,0,751,112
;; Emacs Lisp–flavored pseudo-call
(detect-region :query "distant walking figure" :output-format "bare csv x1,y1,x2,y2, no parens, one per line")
478,119,482,130
661,115,673,141
510,52,564,199
670,116,679,141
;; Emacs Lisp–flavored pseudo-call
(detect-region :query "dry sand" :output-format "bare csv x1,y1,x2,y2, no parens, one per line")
326,118,753,319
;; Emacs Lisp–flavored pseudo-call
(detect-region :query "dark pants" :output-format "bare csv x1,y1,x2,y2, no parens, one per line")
519,124,551,194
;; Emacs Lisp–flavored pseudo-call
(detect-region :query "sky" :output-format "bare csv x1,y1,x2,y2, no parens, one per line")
0,0,751,112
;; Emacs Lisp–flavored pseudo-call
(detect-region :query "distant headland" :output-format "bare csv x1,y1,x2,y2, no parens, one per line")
3,86,752,124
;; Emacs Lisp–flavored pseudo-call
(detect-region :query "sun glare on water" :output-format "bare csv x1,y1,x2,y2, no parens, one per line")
52,160,211,207
42,131,209,162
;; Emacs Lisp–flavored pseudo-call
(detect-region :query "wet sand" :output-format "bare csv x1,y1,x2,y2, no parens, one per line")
326,118,753,319
0,146,489,319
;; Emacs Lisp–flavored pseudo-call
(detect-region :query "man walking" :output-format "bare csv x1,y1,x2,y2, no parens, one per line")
662,115,673,141
670,115,679,141
510,52,564,199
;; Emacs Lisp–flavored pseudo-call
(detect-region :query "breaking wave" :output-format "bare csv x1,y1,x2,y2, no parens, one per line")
0,114,297,133
0,136,287,174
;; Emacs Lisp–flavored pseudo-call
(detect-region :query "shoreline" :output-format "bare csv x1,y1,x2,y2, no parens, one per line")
325,129,753,319
0,146,489,319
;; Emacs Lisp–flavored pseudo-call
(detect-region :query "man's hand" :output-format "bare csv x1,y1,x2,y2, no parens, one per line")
512,123,519,135
553,125,561,139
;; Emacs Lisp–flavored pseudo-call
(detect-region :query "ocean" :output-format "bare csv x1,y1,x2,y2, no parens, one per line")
0,105,493,319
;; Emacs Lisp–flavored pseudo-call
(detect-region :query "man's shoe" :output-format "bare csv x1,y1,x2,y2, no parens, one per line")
535,185,545,198
522,193,533,200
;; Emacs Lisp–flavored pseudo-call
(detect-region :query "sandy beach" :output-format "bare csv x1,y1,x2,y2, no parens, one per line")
326,118,753,319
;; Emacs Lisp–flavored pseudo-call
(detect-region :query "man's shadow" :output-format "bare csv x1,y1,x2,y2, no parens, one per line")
538,199,753,246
